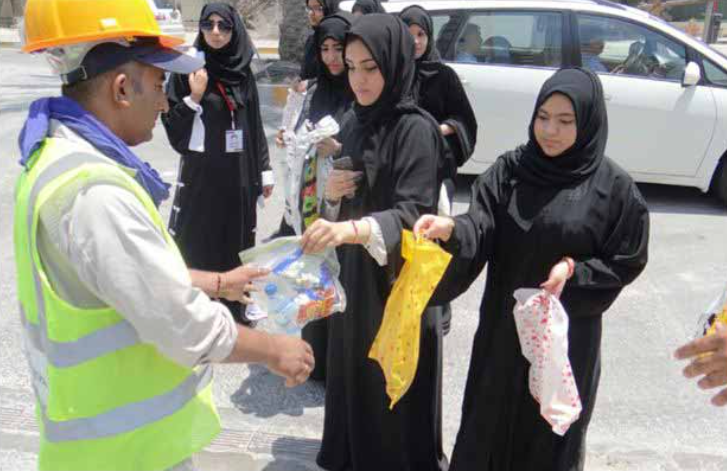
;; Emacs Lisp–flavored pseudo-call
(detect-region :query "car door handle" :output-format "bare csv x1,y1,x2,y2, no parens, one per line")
459,77,469,86
604,93,612,102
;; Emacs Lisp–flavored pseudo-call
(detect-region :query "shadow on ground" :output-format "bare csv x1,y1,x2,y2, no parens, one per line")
231,364,325,418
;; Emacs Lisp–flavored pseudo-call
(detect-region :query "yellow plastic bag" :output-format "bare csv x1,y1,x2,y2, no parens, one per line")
369,230,452,409
696,284,727,338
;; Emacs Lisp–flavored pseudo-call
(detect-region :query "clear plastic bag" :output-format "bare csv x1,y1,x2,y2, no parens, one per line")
239,237,346,334
513,288,582,436
280,87,306,134
280,116,339,234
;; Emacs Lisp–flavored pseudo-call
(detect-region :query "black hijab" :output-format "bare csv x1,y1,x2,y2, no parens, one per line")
507,68,607,187
352,0,386,15
195,3,254,105
399,5,440,63
345,14,418,126
306,0,340,17
309,13,355,123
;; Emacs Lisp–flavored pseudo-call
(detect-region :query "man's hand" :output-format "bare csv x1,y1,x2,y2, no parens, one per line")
675,322,727,406
267,335,315,387
219,265,270,304
188,68,208,104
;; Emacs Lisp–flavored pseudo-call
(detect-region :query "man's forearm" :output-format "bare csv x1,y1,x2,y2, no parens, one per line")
189,269,220,298
223,324,275,365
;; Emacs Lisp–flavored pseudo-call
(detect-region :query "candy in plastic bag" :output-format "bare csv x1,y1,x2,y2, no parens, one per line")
694,283,727,339
513,288,582,436
239,237,346,334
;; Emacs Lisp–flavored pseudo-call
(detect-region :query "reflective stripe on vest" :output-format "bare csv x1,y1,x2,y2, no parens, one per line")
21,149,214,443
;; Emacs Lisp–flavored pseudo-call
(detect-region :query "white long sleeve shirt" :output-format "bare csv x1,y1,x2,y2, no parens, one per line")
36,123,238,368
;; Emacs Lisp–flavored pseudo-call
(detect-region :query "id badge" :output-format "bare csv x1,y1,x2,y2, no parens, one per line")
226,129,244,153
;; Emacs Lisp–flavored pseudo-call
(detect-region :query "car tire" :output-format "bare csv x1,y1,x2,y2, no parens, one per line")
711,158,727,206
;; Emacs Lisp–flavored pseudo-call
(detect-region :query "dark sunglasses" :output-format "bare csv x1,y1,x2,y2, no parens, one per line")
200,19,233,33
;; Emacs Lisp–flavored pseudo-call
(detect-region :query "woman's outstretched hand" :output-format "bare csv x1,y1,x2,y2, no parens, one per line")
301,220,354,254
414,215,455,243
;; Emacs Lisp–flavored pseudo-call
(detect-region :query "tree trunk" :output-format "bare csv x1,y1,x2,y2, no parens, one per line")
279,0,309,63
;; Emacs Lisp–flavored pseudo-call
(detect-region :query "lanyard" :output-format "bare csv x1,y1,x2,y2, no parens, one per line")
216,82,237,130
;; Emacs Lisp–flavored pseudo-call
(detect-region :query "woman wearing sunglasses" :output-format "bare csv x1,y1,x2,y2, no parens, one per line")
163,3,273,326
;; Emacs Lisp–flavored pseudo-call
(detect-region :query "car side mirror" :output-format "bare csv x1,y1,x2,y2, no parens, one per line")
683,61,701,87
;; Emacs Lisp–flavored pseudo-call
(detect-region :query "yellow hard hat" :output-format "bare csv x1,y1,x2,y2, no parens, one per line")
22,0,184,53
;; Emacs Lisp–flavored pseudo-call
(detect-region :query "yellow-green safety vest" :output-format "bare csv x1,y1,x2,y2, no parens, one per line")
13,136,221,471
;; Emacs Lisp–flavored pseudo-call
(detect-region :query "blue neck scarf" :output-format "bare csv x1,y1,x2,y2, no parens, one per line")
18,97,170,207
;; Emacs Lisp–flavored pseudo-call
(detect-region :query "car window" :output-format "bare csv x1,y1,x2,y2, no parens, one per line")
452,10,563,67
577,14,687,81
430,13,463,60
703,58,727,87
154,0,177,9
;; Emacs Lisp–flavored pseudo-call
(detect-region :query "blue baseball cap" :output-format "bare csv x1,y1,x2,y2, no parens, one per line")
62,38,203,85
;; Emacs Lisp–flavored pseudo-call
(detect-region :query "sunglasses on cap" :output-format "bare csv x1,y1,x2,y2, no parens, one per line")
200,19,233,33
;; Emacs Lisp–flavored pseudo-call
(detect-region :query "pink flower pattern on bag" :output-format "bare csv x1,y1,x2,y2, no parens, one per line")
513,288,583,436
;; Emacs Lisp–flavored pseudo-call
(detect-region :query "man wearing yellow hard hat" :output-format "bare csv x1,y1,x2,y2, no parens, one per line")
14,1,314,470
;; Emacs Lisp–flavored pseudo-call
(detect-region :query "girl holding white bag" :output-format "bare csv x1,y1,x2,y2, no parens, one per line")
414,68,650,471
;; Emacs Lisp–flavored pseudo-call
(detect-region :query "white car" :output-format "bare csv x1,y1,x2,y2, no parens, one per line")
146,0,185,42
342,0,727,205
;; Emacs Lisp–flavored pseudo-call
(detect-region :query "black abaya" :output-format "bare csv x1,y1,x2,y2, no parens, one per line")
432,69,649,471
316,14,447,471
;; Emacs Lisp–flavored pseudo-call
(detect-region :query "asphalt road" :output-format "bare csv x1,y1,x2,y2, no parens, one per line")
1,46,727,471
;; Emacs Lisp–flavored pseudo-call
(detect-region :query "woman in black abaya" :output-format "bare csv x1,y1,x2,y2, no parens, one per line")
400,5,477,186
163,3,273,324
415,68,649,471
275,12,355,382
300,14,447,471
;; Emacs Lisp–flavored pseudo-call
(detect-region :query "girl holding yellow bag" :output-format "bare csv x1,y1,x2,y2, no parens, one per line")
301,13,448,471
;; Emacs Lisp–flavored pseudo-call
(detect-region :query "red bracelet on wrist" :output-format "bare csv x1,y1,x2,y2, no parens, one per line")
351,220,359,244
215,273,222,298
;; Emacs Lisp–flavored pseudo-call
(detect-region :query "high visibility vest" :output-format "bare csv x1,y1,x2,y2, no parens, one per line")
13,136,221,471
